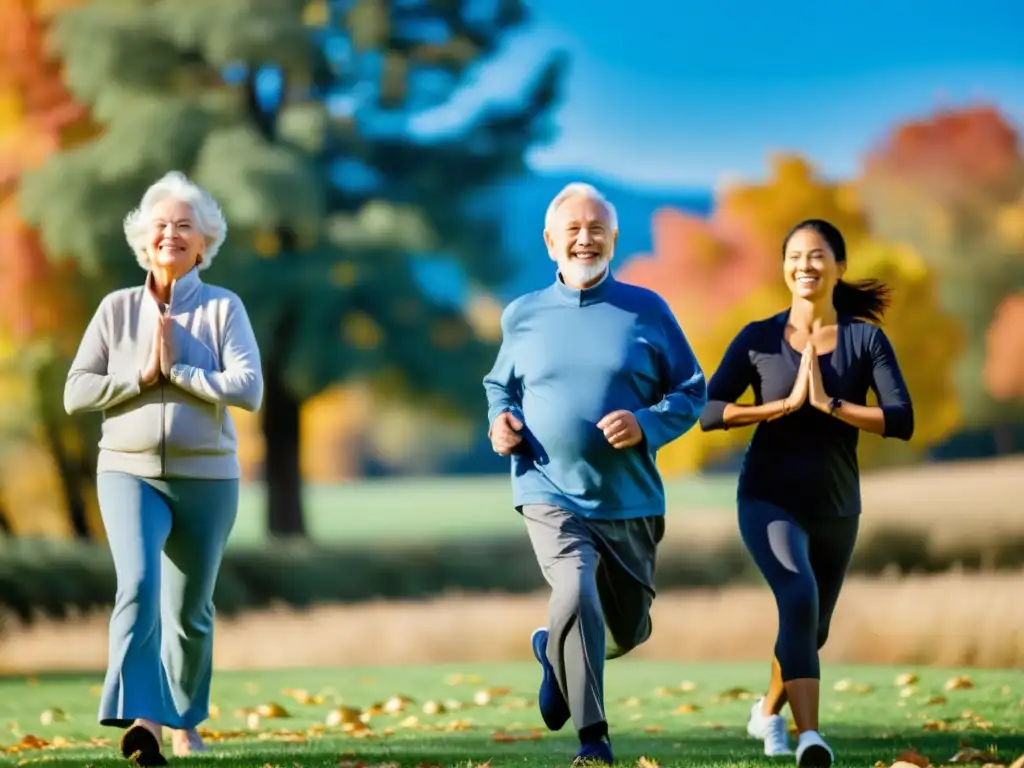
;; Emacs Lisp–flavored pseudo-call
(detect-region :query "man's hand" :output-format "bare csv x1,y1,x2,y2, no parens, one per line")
597,410,643,449
489,411,524,455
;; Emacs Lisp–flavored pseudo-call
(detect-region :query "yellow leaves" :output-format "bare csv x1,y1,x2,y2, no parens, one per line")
673,704,701,714
637,757,660,768
896,672,921,687
252,230,281,258
302,0,329,27
343,311,384,350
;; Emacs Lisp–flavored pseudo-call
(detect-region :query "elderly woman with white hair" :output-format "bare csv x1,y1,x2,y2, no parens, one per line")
64,171,263,765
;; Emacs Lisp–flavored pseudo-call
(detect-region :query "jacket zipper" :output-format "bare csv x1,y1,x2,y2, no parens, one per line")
159,285,174,478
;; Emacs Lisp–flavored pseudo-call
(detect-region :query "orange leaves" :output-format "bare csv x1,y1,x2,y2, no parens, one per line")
862,107,1022,206
983,293,1024,402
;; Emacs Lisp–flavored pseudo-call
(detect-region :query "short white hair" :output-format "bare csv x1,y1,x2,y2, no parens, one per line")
544,182,618,232
123,171,228,271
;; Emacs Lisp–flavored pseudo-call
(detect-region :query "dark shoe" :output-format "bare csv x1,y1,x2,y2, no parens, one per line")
573,736,614,765
531,627,570,731
120,723,167,766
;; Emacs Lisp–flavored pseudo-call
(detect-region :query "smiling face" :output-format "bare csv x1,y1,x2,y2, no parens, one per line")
146,197,205,279
544,194,618,289
783,226,846,302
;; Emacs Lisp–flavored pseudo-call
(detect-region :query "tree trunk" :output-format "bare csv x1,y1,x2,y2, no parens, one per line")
261,302,305,538
35,366,92,539
261,363,305,537
0,495,12,534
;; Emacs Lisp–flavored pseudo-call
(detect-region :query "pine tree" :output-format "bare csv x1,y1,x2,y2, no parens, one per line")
20,0,565,536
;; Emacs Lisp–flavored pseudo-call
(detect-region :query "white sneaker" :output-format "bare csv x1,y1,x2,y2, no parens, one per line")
747,697,794,756
795,730,834,767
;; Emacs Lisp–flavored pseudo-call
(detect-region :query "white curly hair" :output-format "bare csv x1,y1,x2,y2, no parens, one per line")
123,171,228,271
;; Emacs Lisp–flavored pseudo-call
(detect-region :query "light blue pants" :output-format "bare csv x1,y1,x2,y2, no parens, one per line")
96,471,238,730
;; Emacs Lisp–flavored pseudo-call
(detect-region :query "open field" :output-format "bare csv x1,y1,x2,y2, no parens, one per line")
1,662,1021,767
226,457,1024,546
4,571,1022,674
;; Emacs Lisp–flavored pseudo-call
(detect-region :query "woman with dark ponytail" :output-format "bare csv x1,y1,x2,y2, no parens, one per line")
698,218,914,767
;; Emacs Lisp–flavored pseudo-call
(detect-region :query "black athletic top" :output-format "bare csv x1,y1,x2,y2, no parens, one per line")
699,310,914,518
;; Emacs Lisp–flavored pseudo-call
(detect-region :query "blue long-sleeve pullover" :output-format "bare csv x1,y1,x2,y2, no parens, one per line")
483,272,707,520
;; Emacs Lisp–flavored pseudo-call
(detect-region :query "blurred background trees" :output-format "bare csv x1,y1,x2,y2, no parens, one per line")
15,0,565,537
0,0,1020,544
619,155,963,475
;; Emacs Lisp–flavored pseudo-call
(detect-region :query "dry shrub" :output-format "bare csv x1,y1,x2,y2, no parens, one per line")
662,457,1024,573
1,571,1020,674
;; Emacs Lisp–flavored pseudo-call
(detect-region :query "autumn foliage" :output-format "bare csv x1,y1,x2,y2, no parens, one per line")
984,293,1024,402
620,155,963,475
857,106,1024,424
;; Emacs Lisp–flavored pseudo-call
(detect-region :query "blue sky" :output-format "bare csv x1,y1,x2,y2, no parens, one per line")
415,0,1024,191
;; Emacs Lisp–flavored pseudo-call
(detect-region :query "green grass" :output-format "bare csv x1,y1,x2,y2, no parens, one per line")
228,474,739,546
2,662,1021,767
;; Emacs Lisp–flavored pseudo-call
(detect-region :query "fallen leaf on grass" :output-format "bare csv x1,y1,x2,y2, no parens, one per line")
674,704,701,714
949,746,999,763
282,688,325,705
621,697,642,708
893,747,932,767
925,695,948,706
923,720,950,731
637,757,659,768
833,679,874,694
38,709,67,725
895,673,920,687
473,687,512,706
257,702,290,718
492,728,542,742
1008,755,1024,768
445,673,483,686
679,681,698,692
325,707,362,727
945,676,974,691
643,725,663,734
715,686,753,702
384,695,414,714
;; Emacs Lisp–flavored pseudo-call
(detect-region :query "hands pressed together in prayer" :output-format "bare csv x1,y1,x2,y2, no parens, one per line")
140,316,175,387
780,341,833,416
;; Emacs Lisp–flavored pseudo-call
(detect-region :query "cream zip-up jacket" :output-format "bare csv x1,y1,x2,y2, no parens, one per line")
64,267,263,479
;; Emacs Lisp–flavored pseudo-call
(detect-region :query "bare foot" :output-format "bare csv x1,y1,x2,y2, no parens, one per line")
171,728,207,757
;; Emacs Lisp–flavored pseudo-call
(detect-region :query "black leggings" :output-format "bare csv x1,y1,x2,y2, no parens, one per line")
738,497,859,681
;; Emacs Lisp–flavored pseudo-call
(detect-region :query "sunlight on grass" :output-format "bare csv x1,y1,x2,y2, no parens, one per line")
1,662,1021,767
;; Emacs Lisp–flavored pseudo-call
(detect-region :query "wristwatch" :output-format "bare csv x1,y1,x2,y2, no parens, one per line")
828,397,843,416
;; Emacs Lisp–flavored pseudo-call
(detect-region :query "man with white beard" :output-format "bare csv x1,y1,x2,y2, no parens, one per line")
483,182,707,765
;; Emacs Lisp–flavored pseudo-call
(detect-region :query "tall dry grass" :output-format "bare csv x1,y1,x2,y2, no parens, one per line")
2,571,1021,674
